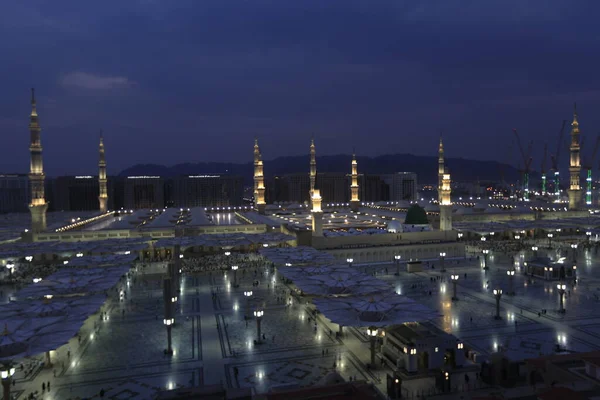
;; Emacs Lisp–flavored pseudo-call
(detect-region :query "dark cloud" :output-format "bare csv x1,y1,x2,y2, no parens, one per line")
0,0,599,175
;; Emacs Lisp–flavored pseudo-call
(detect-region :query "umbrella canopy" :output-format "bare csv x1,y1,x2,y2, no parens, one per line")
0,316,66,362
312,293,439,327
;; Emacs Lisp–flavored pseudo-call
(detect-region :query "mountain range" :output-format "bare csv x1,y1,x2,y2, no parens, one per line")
120,154,526,186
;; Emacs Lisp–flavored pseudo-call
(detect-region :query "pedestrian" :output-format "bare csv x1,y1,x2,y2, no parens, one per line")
42,382,45,391
47,381,50,390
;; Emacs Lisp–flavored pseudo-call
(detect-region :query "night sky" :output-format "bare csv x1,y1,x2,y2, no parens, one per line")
1,1,599,176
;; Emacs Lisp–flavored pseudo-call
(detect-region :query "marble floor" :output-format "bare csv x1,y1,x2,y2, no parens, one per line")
7,241,600,399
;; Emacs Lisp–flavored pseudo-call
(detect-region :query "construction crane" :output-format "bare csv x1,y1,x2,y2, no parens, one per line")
582,134,600,205
541,143,548,196
512,129,534,201
550,120,567,202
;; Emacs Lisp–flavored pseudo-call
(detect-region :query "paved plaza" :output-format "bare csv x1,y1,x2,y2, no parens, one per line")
5,239,600,399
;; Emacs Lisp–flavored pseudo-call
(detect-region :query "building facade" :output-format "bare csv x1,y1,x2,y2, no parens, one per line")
124,176,165,209
171,175,243,207
0,174,30,213
382,172,418,202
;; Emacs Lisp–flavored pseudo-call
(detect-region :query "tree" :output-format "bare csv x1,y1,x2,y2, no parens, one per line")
404,204,429,225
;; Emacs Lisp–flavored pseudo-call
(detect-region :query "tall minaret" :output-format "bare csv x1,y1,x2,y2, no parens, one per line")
568,104,582,210
311,189,323,237
28,88,48,233
253,139,266,214
98,131,108,212
350,152,360,212
309,138,316,204
438,135,444,203
439,169,453,231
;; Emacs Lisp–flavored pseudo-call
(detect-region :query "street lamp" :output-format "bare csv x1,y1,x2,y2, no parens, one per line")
457,233,463,240
572,265,577,280
482,249,490,270
557,283,567,313
547,233,554,248
506,269,515,295
347,258,354,268
244,290,253,317
531,246,539,258
586,231,592,242
451,274,459,301
394,255,401,276
231,265,239,287
366,326,379,367
163,318,174,354
480,236,486,242
493,289,502,320
514,234,521,240
5,263,14,277
224,251,231,257
1,364,16,400
439,252,447,272
571,243,578,263
284,263,292,267
254,309,264,343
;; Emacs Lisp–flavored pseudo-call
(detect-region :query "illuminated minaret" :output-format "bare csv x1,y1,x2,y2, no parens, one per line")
438,135,444,203
568,104,582,210
253,139,266,214
311,189,323,237
439,169,453,231
309,138,316,204
350,152,360,212
98,132,108,212
28,88,48,233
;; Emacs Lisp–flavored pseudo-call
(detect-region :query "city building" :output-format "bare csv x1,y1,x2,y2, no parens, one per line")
0,174,30,214
53,175,99,211
124,176,165,209
171,175,244,207
382,172,418,202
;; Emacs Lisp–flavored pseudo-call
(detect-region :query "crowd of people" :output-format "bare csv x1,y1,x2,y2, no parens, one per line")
181,252,271,274
0,262,62,287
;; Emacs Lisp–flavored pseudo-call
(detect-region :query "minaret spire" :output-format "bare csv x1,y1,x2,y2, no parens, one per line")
98,130,108,212
309,138,316,205
350,152,360,212
568,103,582,210
439,167,453,231
28,88,48,234
438,134,445,203
253,138,266,214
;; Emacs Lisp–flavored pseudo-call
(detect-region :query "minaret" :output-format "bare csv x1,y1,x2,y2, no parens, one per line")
28,88,48,233
350,152,360,212
439,169,453,231
253,139,266,214
309,138,316,204
98,132,108,212
311,189,323,237
568,104,582,210
438,135,444,203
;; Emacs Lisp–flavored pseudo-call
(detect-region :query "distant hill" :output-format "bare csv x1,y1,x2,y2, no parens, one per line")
119,154,526,185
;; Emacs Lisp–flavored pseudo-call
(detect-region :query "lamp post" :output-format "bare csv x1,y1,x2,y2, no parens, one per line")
366,326,379,367
394,255,401,276
547,233,553,248
244,290,253,317
531,246,538,258
480,236,486,243
163,277,174,354
514,234,521,240
557,283,567,313
571,243,578,263
5,263,14,278
506,269,515,295
347,258,354,268
457,233,463,241
493,289,502,320
451,274,459,301
1,364,16,400
586,231,592,243
439,252,446,273
482,249,490,270
231,265,239,288
572,265,577,281
224,251,231,257
254,309,264,343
